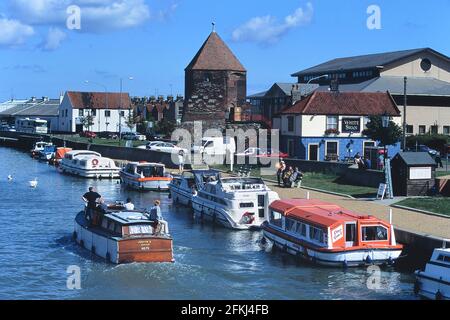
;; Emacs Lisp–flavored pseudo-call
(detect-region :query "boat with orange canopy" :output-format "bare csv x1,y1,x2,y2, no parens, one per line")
262,199,403,267
120,162,173,191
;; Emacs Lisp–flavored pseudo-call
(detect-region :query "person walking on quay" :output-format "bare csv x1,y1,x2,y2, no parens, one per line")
283,166,294,187
277,161,286,186
82,187,102,224
178,150,185,174
435,152,444,168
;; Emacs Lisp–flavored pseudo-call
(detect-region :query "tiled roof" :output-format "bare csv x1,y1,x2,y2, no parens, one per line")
67,91,131,110
186,32,246,72
281,91,400,116
292,48,450,76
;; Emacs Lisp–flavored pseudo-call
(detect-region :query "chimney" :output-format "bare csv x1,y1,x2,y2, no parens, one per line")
31,96,36,102
291,84,302,105
329,75,339,92
60,92,64,104
42,96,49,102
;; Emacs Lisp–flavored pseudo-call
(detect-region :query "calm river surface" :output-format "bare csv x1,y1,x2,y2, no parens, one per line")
0,146,418,300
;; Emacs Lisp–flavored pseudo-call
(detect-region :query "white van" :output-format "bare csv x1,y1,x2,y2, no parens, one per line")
192,136,236,157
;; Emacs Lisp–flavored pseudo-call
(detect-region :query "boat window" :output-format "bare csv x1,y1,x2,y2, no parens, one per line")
126,165,135,174
285,219,296,232
346,224,356,242
79,160,87,166
362,225,388,242
270,210,282,227
309,227,324,244
240,202,254,208
137,166,164,177
437,255,450,263
129,225,152,235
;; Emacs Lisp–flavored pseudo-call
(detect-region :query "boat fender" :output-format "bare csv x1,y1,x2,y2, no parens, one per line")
79,240,85,248
106,252,111,263
72,231,77,240
365,255,373,264
436,290,443,301
303,246,309,257
413,280,420,295
387,257,394,266
343,260,348,269
283,244,288,252
260,237,267,245
168,193,172,200
91,246,96,254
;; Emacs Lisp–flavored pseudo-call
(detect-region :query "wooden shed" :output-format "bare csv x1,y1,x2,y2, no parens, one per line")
391,152,437,196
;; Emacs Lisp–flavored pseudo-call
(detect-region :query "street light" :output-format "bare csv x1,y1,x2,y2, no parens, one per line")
306,74,329,85
119,76,134,144
84,80,108,133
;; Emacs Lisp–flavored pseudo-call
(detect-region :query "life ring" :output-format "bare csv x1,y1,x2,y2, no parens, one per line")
240,212,255,225
92,159,99,166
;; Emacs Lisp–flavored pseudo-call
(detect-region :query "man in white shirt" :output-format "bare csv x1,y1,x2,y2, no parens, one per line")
124,198,135,210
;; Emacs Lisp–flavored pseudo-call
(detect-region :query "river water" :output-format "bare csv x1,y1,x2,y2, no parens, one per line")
0,146,418,300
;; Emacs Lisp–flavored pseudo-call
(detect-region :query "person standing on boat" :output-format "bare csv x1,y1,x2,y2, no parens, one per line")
148,200,167,235
82,187,102,223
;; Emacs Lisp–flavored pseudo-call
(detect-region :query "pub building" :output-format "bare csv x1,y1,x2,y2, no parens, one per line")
273,90,402,161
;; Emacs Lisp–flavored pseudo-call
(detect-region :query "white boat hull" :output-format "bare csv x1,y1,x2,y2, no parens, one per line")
263,228,402,267
60,165,120,179
170,186,194,206
121,176,170,191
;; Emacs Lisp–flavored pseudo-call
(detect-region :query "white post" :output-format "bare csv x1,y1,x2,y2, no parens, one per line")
389,208,393,224
306,192,310,200
230,150,234,173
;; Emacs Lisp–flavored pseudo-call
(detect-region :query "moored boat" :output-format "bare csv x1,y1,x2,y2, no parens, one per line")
31,141,53,158
262,199,403,267
169,169,220,206
192,176,279,230
50,147,73,166
59,150,120,179
74,204,174,264
120,162,172,191
37,145,57,162
415,240,450,300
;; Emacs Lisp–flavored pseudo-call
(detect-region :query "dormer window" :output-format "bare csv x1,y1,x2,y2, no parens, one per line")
421,58,432,72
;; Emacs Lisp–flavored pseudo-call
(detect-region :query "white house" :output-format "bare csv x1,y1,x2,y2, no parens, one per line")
58,91,133,133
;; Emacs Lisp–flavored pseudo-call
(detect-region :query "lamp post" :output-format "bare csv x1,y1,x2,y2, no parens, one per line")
306,74,329,85
84,80,108,133
119,76,134,145
403,77,407,151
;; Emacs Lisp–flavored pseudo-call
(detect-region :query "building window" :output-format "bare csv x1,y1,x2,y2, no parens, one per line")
430,125,438,135
65,110,68,117
326,141,338,156
91,109,96,117
120,111,125,117
444,126,450,135
326,116,339,130
78,109,84,117
105,110,111,117
406,125,414,135
419,125,426,135
287,116,294,132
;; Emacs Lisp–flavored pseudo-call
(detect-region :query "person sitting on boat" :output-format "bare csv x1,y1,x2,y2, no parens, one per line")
124,198,135,211
82,187,102,224
148,200,167,235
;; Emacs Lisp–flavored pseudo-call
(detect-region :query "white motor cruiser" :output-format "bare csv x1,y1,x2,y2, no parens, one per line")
415,240,450,300
59,150,120,179
192,176,279,230
169,170,220,206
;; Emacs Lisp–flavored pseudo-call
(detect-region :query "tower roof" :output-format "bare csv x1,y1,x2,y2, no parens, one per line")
186,32,246,72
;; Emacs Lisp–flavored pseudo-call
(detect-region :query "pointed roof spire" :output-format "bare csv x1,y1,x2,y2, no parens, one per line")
185,31,246,72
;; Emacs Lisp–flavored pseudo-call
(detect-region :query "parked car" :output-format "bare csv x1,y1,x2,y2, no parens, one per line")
97,131,118,140
191,136,236,157
136,141,165,150
80,131,97,138
408,145,438,156
146,141,188,154
236,147,288,158
122,132,147,141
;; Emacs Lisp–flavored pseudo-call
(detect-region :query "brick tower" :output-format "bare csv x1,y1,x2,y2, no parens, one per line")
182,28,247,130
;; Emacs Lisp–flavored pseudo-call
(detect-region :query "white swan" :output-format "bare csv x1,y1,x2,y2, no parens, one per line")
29,178,38,188
7,175,13,181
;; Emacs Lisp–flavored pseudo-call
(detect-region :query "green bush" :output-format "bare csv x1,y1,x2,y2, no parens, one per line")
406,134,449,153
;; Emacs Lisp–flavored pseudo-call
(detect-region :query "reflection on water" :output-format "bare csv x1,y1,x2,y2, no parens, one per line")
0,147,417,300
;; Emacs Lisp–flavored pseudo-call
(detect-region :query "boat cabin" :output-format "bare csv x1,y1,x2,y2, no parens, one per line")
269,199,397,250
123,162,166,178
64,150,101,161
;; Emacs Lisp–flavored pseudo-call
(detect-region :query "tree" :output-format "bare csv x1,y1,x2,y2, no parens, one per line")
154,118,176,137
82,113,95,132
125,111,136,131
363,116,403,153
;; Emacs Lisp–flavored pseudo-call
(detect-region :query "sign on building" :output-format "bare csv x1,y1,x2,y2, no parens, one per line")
409,167,432,180
342,118,361,133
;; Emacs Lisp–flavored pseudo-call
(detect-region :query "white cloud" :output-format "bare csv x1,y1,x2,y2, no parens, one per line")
232,2,314,45
9,0,153,32
41,27,66,50
0,17,35,47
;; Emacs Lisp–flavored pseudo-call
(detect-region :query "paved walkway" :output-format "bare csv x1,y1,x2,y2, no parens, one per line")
267,182,450,239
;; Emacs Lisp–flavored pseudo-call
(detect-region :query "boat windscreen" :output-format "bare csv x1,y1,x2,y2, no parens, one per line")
138,166,164,178
222,177,264,185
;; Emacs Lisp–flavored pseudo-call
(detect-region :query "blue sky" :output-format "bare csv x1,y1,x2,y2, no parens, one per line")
1,0,450,102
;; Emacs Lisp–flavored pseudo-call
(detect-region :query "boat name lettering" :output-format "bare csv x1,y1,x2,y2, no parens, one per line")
332,225,343,243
